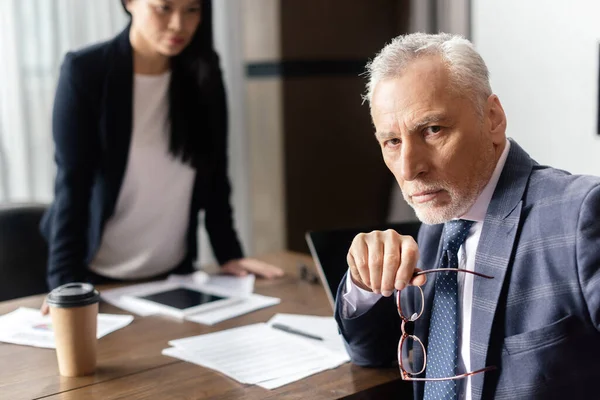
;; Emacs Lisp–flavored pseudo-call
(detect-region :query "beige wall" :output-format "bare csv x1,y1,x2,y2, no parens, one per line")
243,0,286,255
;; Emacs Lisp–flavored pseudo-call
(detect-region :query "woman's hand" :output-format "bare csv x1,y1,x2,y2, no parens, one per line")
40,299,49,315
221,258,284,279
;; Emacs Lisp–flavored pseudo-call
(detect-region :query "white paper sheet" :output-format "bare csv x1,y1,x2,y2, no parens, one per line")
185,294,280,325
162,346,320,389
267,313,349,356
171,273,255,295
0,307,134,349
163,323,349,385
166,271,210,286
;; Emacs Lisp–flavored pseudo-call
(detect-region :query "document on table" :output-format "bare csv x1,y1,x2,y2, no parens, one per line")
267,313,349,356
169,272,255,295
162,322,349,389
0,307,134,349
185,294,280,325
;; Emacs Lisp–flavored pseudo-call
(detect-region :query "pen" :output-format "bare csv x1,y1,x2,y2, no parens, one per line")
271,323,324,341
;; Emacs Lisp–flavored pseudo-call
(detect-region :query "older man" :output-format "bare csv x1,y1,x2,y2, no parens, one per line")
334,33,600,400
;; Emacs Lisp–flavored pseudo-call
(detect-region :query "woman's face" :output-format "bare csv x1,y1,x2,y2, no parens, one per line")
126,0,202,57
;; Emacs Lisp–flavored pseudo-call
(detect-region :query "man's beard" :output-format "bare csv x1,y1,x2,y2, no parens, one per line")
402,141,496,225
404,182,481,225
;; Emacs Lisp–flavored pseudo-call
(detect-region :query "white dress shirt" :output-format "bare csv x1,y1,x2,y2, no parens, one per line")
342,140,511,400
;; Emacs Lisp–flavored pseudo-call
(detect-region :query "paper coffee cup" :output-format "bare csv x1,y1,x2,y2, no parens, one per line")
46,283,101,377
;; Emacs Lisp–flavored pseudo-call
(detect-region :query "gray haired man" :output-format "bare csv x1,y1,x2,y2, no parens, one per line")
335,33,600,400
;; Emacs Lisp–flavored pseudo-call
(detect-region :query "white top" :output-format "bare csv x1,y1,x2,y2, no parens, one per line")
89,71,196,280
342,140,511,400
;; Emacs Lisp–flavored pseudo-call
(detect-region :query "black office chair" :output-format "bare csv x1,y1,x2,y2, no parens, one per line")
0,203,49,301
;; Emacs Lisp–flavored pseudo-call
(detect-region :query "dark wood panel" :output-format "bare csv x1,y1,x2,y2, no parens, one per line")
278,0,410,252
280,0,410,59
283,76,394,251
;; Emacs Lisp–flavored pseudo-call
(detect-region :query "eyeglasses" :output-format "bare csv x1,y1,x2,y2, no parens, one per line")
397,268,497,381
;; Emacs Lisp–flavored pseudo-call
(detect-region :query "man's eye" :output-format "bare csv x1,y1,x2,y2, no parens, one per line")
384,138,401,147
426,126,442,135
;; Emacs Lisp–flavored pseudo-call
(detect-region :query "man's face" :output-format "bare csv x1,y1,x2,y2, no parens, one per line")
371,56,504,224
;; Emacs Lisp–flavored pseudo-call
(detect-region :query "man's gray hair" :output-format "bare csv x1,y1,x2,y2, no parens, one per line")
364,33,492,113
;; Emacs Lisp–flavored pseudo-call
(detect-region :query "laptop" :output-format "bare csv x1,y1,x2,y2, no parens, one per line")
305,221,422,310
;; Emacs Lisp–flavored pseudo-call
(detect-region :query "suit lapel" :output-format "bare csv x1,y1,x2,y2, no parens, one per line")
101,26,134,218
469,140,533,400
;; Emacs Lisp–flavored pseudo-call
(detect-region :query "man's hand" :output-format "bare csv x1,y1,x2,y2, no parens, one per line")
347,229,426,297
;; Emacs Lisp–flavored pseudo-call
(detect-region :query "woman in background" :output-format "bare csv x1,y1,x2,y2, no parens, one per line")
40,0,282,311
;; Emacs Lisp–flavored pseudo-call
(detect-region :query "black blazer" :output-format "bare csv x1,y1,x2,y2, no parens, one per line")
41,26,243,290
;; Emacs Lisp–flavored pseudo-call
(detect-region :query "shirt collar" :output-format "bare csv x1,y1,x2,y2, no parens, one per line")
460,139,511,223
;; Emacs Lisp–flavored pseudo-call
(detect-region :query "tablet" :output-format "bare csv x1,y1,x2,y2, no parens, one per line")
139,288,226,310
124,285,242,318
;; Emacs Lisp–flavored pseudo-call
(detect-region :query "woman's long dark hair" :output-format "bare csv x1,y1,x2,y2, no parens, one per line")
120,0,221,168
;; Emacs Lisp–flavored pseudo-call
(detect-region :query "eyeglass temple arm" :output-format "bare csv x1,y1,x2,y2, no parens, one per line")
401,366,497,381
413,268,494,279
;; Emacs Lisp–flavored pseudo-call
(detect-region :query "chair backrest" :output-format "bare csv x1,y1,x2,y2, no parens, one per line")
0,203,48,301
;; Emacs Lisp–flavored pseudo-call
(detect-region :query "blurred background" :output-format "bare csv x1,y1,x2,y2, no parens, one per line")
0,0,599,264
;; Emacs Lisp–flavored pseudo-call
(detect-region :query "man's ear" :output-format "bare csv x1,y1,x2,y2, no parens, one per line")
485,94,507,144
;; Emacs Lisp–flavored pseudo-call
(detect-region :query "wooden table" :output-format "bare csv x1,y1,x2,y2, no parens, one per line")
0,251,410,400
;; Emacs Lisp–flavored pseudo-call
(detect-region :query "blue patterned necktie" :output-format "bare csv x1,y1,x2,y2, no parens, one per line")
423,219,474,400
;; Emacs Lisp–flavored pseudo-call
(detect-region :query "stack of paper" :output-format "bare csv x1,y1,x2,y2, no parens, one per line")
101,271,281,325
162,314,350,389
266,313,349,356
0,307,134,349
185,294,280,325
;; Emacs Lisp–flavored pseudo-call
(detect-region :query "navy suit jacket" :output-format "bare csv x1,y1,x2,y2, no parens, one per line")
335,140,600,399
41,26,243,290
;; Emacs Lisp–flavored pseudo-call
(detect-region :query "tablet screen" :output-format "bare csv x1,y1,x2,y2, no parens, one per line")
138,288,227,310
